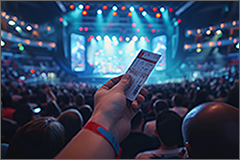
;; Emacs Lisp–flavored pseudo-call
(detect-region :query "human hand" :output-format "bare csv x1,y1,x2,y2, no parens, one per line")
90,74,147,142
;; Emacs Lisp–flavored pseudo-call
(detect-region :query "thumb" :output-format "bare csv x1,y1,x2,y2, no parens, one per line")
115,74,132,91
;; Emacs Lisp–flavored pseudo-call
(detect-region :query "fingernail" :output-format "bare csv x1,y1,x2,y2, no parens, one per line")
123,74,131,80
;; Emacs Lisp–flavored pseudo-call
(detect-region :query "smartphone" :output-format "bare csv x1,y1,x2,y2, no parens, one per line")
33,107,42,114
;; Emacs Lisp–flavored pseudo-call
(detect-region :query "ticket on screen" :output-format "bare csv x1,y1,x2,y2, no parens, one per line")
125,49,161,101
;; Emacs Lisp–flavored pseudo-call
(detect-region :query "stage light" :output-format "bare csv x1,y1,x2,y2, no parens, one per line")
155,13,161,18
209,26,213,30
197,29,201,34
19,45,25,51
79,27,83,31
160,7,165,12
112,12,117,16
24,39,31,45
70,4,75,10
130,6,134,11
232,20,236,26
132,23,136,27
47,26,51,31
96,35,101,40
140,36,145,41
59,17,63,22
153,7,157,12
5,15,9,19
82,10,88,16
119,36,123,41
132,36,138,41
196,43,202,48
125,37,130,42
34,24,39,29
97,9,102,14
136,28,140,32
177,19,181,23
112,36,117,41
168,8,173,12
102,5,108,10
1,40,5,47
208,41,214,47
220,23,225,28
30,69,35,73
26,25,32,31
38,41,43,46
184,44,190,50
104,35,109,40
236,42,239,49
217,41,222,46
151,29,155,33
112,6,117,11
196,48,201,53
84,27,88,31
233,38,238,43
20,21,25,26
187,30,192,35
121,6,126,11
85,5,90,10
1,11,6,17
228,37,232,41
138,6,144,12
216,30,222,35
8,33,12,37
142,11,147,16
128,12,132,17
8,20,15,26
78,4,84,9
206,30,211,35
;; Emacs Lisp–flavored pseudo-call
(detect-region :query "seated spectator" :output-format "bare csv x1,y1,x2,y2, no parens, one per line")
79,104,93,125
1,94,15,120
6,117,65,159
144,99,169,136
182,102,239,158
12,103,34,127
41,101,62,118
225,87,239,108
120,110,160,159
136,110,186,159
74,92,85,109
57,109,84,146
169,93,188,117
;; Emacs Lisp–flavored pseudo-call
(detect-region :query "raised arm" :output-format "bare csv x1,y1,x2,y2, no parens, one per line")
55,74,147,159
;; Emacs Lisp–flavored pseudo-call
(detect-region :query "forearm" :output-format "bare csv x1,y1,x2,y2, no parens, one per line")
55,128,115,159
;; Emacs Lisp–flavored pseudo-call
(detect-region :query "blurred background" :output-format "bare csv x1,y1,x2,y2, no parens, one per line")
1,1,239,86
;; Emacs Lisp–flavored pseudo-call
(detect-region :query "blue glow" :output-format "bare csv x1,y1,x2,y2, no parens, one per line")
112,6,117,11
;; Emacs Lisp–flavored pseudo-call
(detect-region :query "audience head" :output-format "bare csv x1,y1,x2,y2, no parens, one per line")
57,109,83,145
75,93,85,106
6,117,65,159
79,104,93,125
182,102,239,159
171,93,185,107
1,94,12,108
13,104,33,126
45,101,62,117
153,99,169,115
225,87,239,108
156,110,183,147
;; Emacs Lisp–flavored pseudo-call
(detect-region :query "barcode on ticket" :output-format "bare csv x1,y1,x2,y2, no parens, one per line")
125,49,161,101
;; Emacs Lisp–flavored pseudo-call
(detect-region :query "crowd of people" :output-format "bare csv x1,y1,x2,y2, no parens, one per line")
1,71,239,159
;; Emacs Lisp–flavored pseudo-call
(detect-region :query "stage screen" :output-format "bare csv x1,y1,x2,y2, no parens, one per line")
152,35,167,71
87,36,150,75
71,33,86,72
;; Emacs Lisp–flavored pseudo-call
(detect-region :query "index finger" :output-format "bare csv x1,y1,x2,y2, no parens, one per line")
100,75,124,91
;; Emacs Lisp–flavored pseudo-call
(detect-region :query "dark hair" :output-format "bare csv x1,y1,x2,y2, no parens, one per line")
79,105,92,125
153,99,169,114
60,93,70,105
156,110,183,146
1,94,12,108
131,110,143,130
172,93,185,106
13,104,33,126
75,93,85,106
6,117,65,159
45,101,62,118
57,109,83,145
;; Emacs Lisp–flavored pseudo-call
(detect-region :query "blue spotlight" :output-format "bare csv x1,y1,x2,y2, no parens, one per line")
160,7,165,12
129,6,134,11
78,4,84,9
112,6,118,11
142,11,147,16
97,9,102,14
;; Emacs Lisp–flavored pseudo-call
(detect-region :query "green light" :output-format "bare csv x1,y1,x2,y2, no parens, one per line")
1,40,5,46
236,42,239,49
218,33,222,38
19,45,24,51
125,37,130,42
